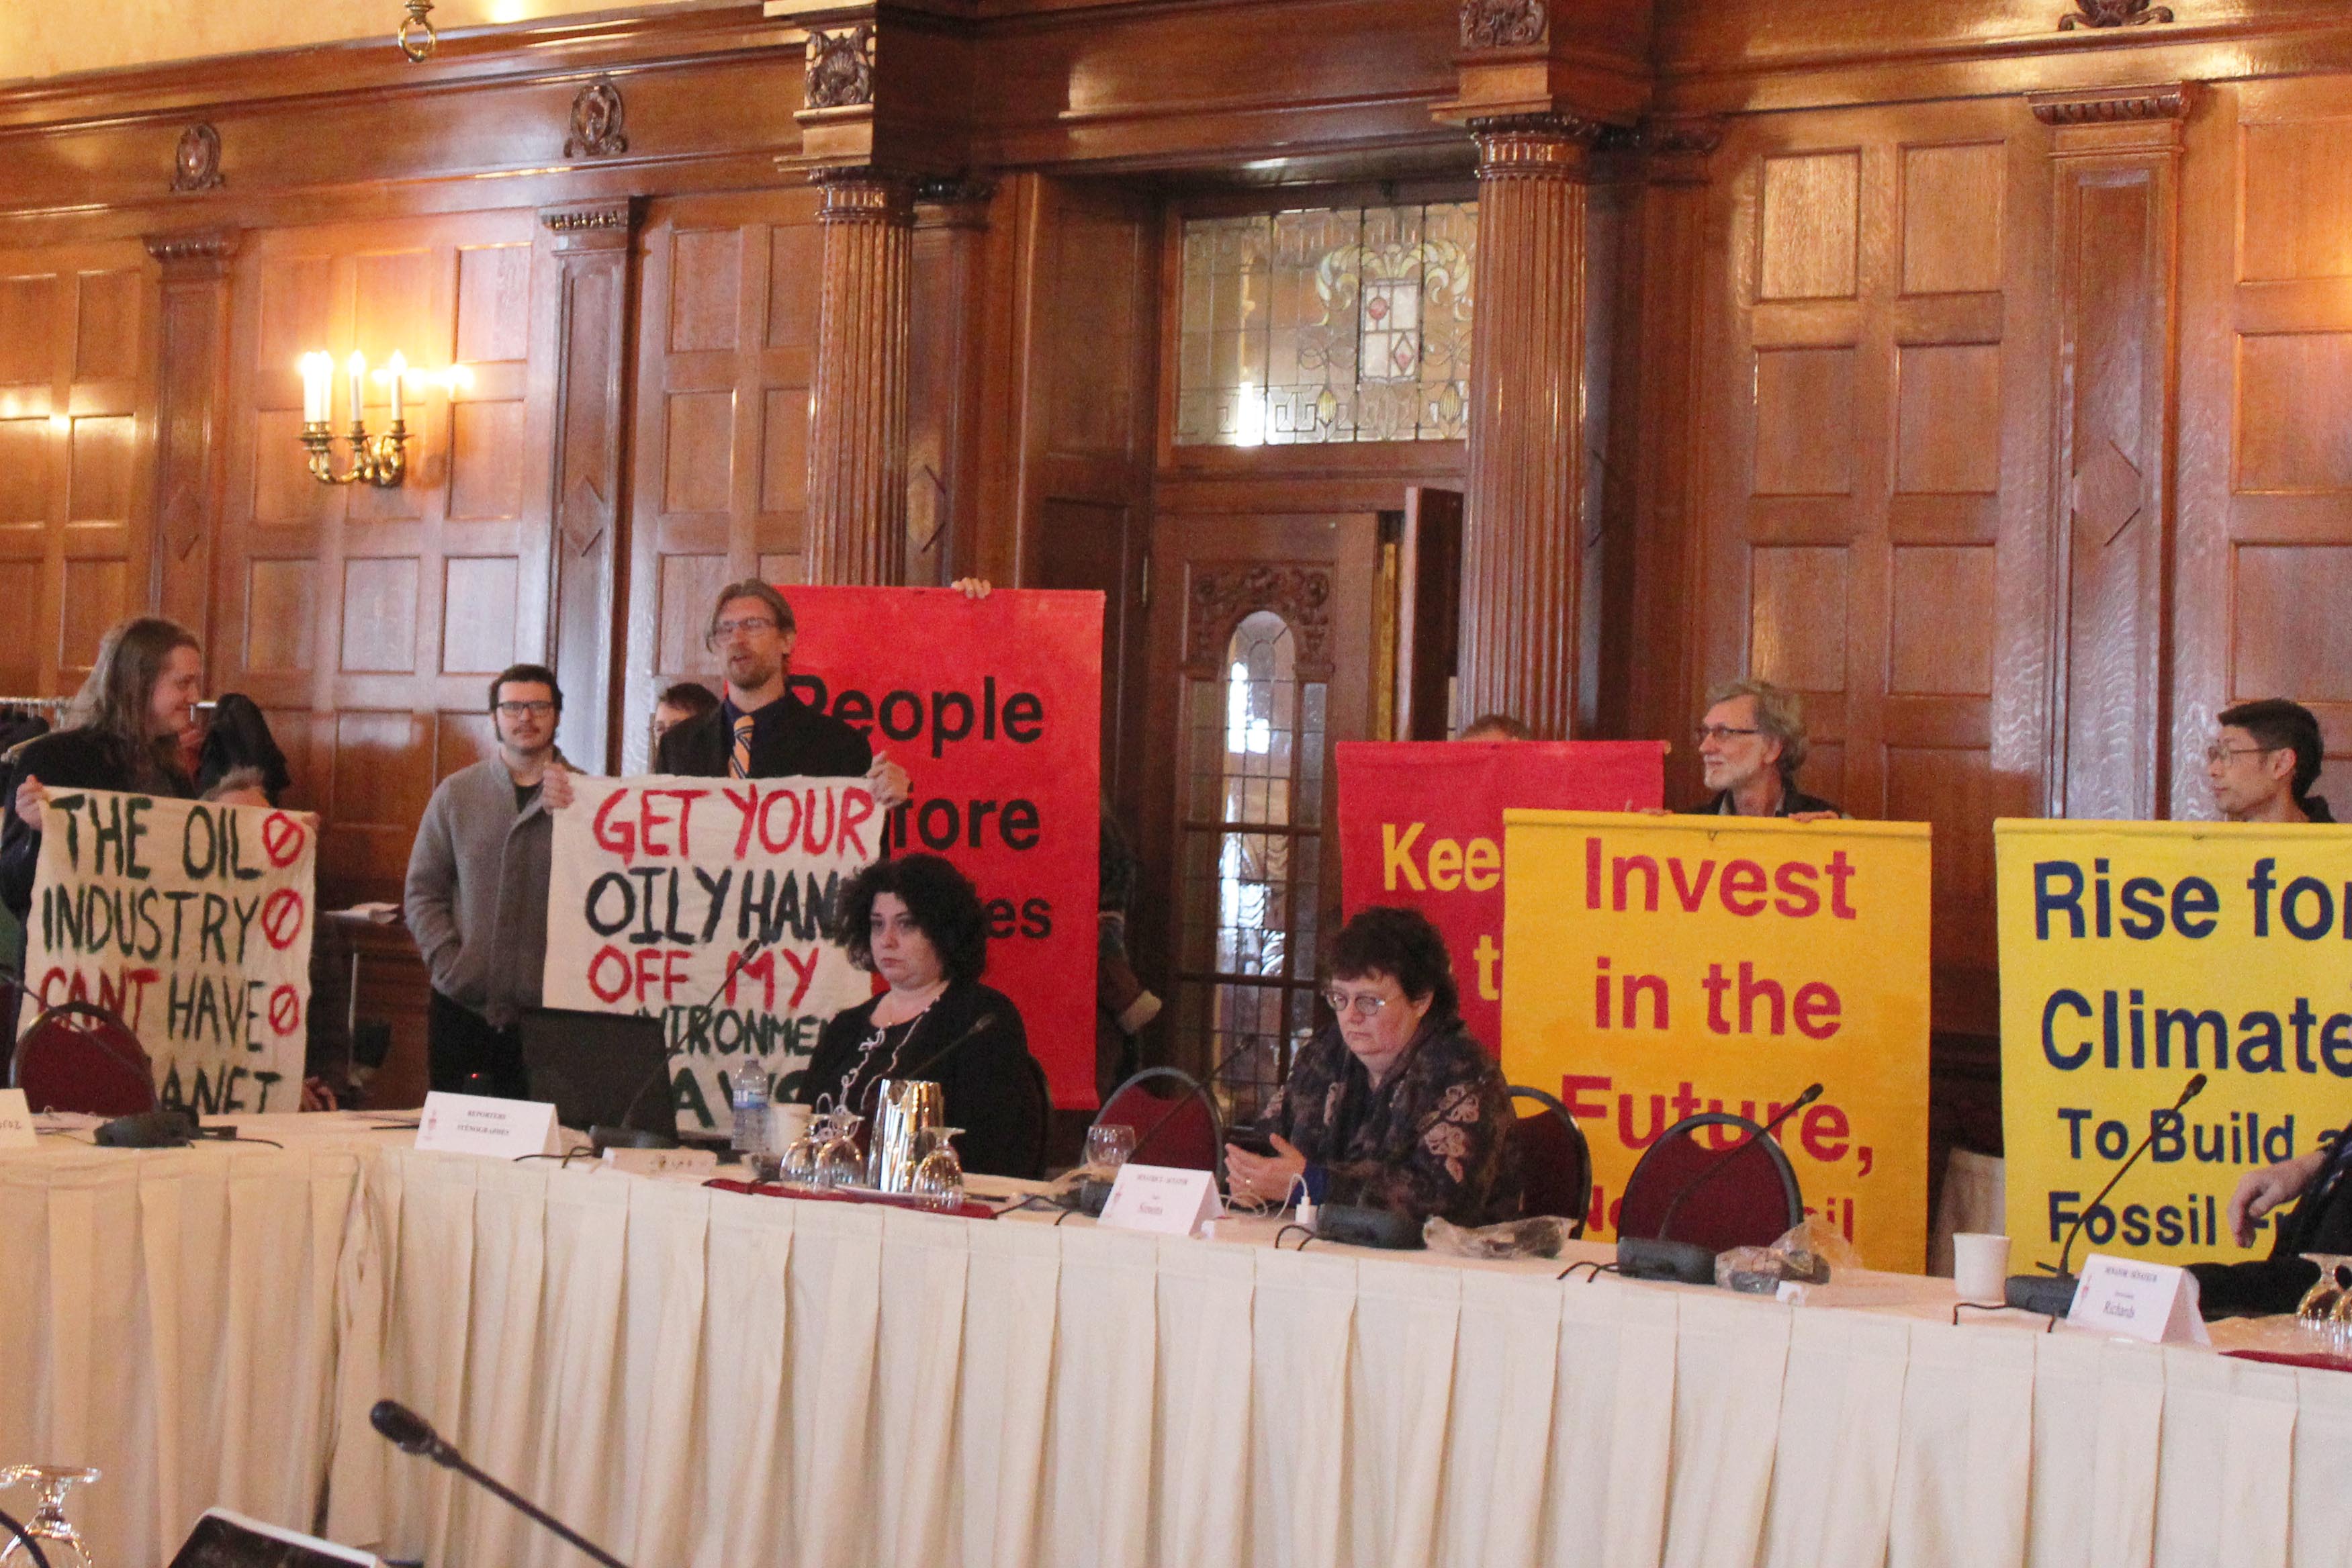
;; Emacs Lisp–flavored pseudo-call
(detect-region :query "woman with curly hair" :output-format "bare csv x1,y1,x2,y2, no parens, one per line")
795,851,1048,1177
1225,905,1521,1226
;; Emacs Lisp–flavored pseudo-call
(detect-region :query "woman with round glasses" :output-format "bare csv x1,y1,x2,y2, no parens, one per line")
1224,905,1520,1226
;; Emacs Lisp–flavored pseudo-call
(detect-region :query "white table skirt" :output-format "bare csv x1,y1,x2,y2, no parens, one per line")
322,1148,2347,1568
0,1121,392,1568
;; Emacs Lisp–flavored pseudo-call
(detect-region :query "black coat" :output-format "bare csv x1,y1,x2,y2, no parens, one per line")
1680,784,1844,817
2192,1123,2352,1316
797,978,1047,1179
3,727,196,922
655,693,871,780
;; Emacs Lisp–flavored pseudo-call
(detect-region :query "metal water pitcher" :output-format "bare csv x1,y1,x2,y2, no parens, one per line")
868,1078,946,1193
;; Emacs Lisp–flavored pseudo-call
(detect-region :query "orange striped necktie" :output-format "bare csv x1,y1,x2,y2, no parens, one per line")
730,712,754,778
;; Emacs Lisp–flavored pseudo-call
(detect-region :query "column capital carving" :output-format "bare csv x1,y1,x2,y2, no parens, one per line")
1459,0,1546,50
144,228,240,270
539,199,639,250
813,167,915,225
2028,82,2196,124
1469,114,1606,179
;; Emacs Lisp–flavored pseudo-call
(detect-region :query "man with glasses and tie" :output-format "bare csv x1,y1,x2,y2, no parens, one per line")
1678,678,1843,821
2205,698,2336,824
404,663,574,1097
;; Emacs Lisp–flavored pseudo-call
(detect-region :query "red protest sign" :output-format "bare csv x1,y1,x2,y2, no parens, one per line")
785,586,1104,1108
1336,741,1666,1054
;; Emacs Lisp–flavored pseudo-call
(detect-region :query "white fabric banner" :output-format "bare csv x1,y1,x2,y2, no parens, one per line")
542,774,880,1134
19,787,314,1111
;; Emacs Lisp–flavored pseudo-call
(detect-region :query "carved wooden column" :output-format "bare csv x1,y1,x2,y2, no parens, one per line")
2029,84,2192,818
539,199,640,772
144,230,239,641
806,171,915,586
1455,116,1602,737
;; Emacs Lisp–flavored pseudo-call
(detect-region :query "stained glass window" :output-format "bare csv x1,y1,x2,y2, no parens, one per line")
1175,202,1477,447
1175,610,1329,1125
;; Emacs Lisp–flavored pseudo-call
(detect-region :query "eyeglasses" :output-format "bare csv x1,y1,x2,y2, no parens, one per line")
1696,725,1762,744
496,700,555,719
2204,743,2282,766
1324,989,1392,1019
706,615,780,650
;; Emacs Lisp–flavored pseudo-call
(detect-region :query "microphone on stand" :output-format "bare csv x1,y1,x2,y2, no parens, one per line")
369,1400,633,1568
2005,1072,2208,1318
1618,1084,1823,1283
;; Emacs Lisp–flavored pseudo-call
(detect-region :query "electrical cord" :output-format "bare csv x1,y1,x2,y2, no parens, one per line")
1557,1259,1621,1283
1274,1224,1318,1250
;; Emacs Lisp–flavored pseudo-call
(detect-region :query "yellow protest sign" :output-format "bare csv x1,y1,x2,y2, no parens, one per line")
1997,819,2352,1269
1502,811,1932,1271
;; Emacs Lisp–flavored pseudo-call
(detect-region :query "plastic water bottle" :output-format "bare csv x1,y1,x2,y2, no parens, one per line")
731,1056,771,1169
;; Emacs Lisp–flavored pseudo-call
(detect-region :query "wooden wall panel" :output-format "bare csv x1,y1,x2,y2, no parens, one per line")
0,240,156,698
1699,101,2052,1035
2178,79,2352,823
620,187,821,773
210,210,555,905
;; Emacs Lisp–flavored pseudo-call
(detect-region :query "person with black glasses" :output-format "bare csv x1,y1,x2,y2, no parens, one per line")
403,663,574,1098
1224,906,1521,1227
2205,698,2336,824
1678,678,1842,821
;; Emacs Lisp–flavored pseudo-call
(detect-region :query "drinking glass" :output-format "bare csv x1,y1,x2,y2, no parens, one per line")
1086,1123,1137,1177
815,1111,866,1190
912,1127,965,1213
2296,1254,2352,1355
0,1465,99,1568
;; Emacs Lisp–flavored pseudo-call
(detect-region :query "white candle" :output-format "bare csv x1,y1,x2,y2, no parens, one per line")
300,353,328,423
347,352,367,426
386,352,406,423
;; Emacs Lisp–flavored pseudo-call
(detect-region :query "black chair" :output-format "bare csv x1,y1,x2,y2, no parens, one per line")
1507,1085,1592,1237
1011,1052,1052,1180
1092,1066,1224,1178
1617,1110,1803,1256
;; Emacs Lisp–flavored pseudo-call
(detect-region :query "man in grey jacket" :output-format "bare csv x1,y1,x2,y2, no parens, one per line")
404,663,570,1097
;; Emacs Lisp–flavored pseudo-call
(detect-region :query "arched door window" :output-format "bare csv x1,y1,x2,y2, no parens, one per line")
1175,608,1328,1123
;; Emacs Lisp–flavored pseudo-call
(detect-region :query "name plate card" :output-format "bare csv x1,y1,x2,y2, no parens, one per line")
415,1092,562,1160
1097,1163,1222,1238
0,1089,34,1150
2067,1252,2212,1346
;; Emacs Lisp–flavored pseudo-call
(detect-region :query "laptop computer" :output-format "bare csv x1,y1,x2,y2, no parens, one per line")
517,1009,677,1141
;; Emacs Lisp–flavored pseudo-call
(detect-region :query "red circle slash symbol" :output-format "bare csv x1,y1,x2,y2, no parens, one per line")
268,986,302,1035
261,887,306,950
261,812,308,868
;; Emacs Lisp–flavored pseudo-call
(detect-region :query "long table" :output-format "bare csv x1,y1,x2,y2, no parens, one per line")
9,1124,2352,1568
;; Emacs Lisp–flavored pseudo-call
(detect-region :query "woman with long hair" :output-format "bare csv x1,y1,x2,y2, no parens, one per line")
2,617,270,911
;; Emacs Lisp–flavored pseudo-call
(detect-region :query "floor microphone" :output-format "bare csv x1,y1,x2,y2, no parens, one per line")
369,1399,633,1568
2005,1072,2208,1316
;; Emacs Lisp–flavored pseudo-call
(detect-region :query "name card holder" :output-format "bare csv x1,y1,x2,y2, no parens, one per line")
1097,1162,1222,1238
0,1089,34,1150
415,1092,563,1160
2067,1252,2212,1346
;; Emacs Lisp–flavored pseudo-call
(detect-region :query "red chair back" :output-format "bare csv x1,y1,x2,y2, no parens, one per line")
1507,1086,1591,1235
1617,1112,1801,1256
12,999,159,1116
1093,1067,1222,1174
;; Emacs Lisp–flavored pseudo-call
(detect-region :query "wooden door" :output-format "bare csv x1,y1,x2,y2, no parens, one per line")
1394,484,1463,741
1138,509,1382,1119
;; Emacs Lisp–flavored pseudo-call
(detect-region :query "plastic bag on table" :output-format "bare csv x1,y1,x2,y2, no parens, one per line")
1423,1214,1574,1260
1715,1217,1863,1293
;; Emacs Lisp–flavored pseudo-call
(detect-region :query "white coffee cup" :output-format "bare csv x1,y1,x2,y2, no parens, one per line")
1952,1232,2011,1303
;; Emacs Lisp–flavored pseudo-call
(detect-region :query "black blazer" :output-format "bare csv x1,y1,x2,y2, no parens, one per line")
654,693,872,780
796,978,1047,1179
2192,1123,2352,1316
3,727,195,921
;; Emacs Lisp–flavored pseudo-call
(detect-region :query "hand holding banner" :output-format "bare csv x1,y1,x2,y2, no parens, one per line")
18,788,315,1113
1501,810,1932,1270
